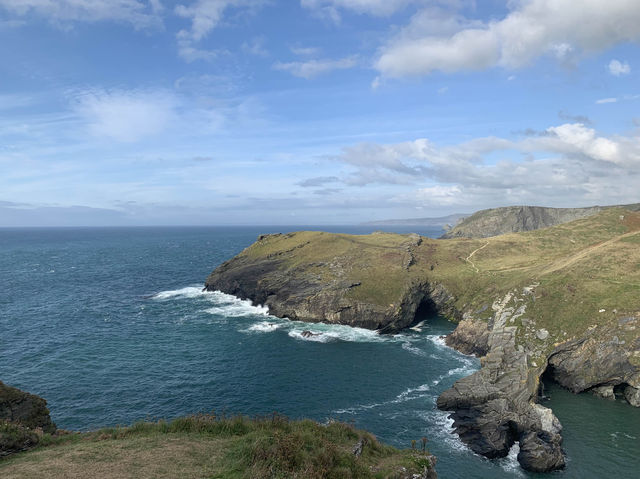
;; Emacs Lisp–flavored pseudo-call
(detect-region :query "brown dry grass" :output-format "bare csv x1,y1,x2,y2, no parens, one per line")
1,435,224,479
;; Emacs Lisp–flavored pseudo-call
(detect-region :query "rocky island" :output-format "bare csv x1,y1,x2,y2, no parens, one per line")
205,206,640,473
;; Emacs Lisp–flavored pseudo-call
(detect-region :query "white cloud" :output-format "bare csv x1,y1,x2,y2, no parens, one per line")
291,46,321,56
174,0,264,61
325,123,640,210
376,0,640,77
608,59,631,76
72,89,177,143
242,36,268,56
596,97,618,104
273,56,357,79
407,184,462,205
0,0,162,29
301,0,414,17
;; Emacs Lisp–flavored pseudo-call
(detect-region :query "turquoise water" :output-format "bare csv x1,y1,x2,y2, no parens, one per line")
1,227,638,478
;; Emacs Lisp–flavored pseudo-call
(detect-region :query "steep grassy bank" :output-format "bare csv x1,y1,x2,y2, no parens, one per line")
0,414,436,479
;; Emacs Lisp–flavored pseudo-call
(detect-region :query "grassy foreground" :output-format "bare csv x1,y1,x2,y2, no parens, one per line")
0,414,434,479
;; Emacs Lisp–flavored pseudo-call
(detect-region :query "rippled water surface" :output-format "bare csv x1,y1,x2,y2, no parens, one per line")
1,226,638,478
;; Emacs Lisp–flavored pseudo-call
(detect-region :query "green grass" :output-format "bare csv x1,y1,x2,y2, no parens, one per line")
0,415,434,479
229,208,640,353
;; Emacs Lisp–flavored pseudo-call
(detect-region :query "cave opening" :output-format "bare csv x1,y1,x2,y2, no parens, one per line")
411,295,440,327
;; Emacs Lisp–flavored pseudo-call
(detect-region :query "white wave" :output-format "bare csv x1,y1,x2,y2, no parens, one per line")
426,334,447,348
393,384,431,403
152,286,209,300
401,341,427,357
205,302,269,318
152,287,271,317
288,330,335,342
418,409,471,454
244,321,283,333
334,383,435,415
287,322,388,343
498,442,524,476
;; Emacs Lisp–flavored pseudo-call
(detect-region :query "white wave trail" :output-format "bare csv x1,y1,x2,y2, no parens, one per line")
151,286,208,300
287,322,388,343
499,442,524,476
333,383,433,414
243,321,283,333
152,287,270,317
426,334,447,348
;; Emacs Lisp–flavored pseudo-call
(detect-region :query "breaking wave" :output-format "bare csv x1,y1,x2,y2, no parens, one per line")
152,287,270,317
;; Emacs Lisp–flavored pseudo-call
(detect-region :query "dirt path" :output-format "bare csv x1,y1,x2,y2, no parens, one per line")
466,242,489,273
538,230,640,276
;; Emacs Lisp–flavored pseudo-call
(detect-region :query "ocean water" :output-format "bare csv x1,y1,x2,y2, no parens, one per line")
1,226,638,478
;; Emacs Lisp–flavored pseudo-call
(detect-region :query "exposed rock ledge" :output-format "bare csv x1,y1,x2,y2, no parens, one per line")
204,212,640,473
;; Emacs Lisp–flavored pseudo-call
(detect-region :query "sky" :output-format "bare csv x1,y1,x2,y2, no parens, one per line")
1,0,639,226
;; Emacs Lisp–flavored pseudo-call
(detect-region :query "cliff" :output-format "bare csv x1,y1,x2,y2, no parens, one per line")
0,382,56,457
440,203,640,239
205,207,640,472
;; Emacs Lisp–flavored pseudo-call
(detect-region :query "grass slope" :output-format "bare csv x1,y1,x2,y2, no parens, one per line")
0,415,434,479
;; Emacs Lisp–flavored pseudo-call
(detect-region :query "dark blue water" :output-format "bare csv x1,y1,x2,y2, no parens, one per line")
1,226,638,478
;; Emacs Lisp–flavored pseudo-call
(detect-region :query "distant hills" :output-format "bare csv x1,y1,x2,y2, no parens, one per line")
362,213,468,229
441,203,640,239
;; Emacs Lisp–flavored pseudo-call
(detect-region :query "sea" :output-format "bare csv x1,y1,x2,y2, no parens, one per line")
1,226,638,478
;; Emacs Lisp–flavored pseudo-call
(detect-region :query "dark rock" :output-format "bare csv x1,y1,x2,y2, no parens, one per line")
517,431,565,472
547,331,637,393
0,381,55,433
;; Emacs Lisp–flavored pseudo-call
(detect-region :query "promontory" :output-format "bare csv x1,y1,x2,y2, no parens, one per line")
205,206,640,473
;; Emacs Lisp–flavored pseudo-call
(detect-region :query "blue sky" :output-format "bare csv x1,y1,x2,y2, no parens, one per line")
1,0,639,226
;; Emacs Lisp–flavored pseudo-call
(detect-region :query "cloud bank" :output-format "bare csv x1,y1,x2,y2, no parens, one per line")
376,0,640,76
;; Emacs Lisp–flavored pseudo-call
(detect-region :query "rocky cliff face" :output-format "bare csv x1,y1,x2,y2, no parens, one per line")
203,209,640,473
0,381,56,457
0,382,55,434
441,203,640,239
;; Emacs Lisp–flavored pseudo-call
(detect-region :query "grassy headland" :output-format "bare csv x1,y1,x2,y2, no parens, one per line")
0,414,435,479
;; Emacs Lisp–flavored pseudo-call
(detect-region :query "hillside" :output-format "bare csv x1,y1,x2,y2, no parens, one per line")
440,204,640,238
0,414,436,479
363,213,468,228
205,207,640,472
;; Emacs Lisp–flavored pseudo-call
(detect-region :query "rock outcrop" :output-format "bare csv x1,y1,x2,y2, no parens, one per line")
1,381,56,457
436,293,565,472
0,381,55,434
545,316,640,400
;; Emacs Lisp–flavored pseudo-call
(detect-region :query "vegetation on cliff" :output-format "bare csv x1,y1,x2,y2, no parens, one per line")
0,414,436,479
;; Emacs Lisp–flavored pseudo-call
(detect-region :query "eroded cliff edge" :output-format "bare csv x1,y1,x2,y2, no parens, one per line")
205,208,640,473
